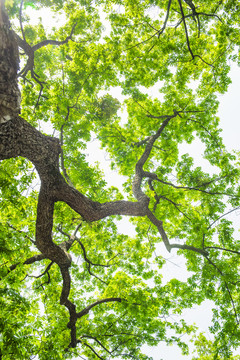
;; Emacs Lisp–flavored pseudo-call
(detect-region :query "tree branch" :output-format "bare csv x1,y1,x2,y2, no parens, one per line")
16,23,77,83
177,0,214,66
7,222,35,244
77,298,122,319
158,0,172,37
79,341,104,360
144,171,234,197
19,0,25,42
32,23,77,52
132,115,174,203
125,0,172,51
204,246,240,256
207,206,240,230
80,336,111,354
8,253,45,272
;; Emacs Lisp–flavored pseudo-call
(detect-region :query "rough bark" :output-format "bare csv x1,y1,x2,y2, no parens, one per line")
0,1,20,124
0,116,148,261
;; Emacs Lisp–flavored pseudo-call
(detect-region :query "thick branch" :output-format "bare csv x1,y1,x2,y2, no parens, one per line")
36,185,72,266
132,115,173,202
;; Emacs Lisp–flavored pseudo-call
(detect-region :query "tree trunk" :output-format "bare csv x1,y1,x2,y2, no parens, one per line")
0,0,20,124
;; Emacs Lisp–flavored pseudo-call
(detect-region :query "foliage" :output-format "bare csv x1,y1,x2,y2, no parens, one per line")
1,0,240,359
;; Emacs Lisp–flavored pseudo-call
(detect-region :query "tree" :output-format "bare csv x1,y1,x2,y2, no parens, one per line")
0,0,240,358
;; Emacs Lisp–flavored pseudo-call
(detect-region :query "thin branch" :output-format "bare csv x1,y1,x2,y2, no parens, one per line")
125,30,159,52
187,117,223,152
194,175,228,189
34,77,44,109
177,0,213,67
76,238,110,268
159,195,193,221
175,12,223,28
132,99,154,117
183,0,200,37
85,263,108,285
32,23,77,52
116,353,138,359
57,225,110,284
77,298,122,319
207,206,240,230
144,171,234,197
19,0,25,42
125,0,172,51
57,223,82,251
28,261,53,279
146,109,203,119
8,253,46,273
79,341,104,360
204,246,240,256
177,0,194,59
158,0,172,38
7,222,35,244
73,223,82,237
70,55,101,109
80,336,111,354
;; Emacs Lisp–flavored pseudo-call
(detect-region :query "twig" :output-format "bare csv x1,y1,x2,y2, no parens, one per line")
29,261,53,279
208,207,240,230
187,117,223,153
7,222,35,244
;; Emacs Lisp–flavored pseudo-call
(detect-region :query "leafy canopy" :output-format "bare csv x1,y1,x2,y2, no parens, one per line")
1,0,240,359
